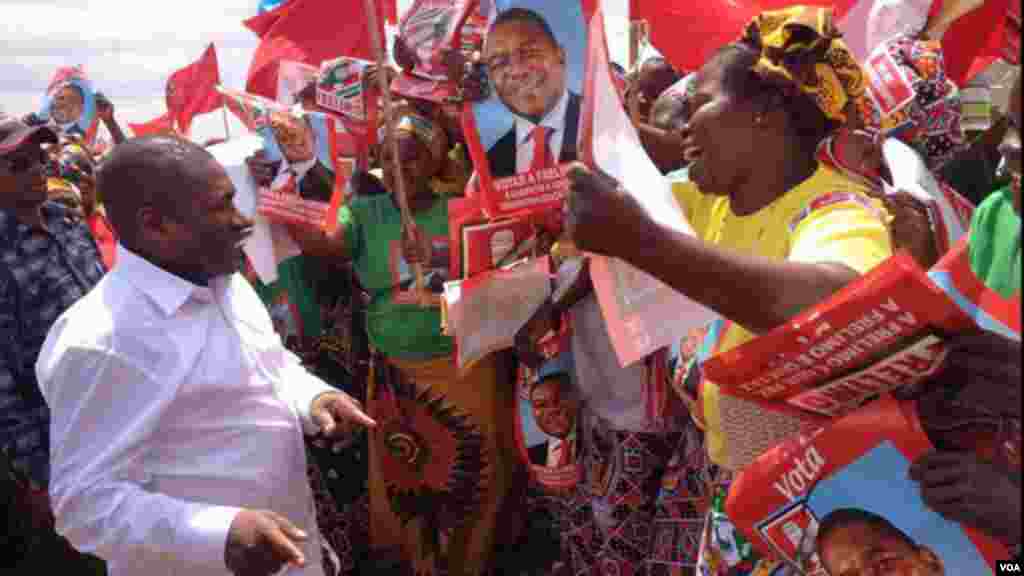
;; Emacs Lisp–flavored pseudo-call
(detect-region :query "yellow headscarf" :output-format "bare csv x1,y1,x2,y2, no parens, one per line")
740,6,865,124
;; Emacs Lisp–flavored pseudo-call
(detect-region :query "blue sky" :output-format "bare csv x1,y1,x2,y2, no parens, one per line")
1,0,630,144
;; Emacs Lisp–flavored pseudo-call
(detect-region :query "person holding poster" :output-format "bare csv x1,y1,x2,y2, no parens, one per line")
909,70,1022,552
267,106,521,574
564,7,894,573
481,6,583,178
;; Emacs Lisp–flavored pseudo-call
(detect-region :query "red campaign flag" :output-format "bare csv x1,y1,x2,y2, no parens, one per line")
166,43,223,135
630,0,1005,86
128,112,176,137
628,0,761,72
243,0,385,100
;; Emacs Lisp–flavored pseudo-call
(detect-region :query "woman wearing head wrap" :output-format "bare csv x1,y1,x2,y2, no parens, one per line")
561,7,894,573
331,108,522,574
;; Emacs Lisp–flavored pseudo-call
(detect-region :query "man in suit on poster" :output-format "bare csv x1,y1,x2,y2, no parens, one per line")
483,7,582,179
526,356,580,468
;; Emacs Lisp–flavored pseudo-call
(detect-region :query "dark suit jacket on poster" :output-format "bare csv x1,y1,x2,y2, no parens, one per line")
528,441,550,467
486,91,582,179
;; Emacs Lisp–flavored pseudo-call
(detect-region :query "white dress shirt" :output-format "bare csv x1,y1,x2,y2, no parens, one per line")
545,434,576,468
36,246,332,576
515,89,571,173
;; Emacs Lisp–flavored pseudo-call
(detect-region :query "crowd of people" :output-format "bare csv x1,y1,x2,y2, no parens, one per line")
1,0,1020,575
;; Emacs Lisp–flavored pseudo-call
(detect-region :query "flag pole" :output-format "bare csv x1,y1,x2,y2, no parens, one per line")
363,0,428,301
221,102,232,140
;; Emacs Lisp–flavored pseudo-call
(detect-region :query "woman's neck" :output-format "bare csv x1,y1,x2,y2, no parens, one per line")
731,148,818,216
405,183,436,214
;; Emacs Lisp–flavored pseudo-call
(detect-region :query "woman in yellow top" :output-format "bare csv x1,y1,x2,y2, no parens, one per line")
565,6,894,474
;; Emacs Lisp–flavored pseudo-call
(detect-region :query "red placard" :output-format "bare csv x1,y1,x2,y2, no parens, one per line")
726,395,1009,573
703,253,974,418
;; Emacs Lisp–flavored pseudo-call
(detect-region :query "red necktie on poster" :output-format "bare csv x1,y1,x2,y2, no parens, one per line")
557,439,573,467
530,125,555,172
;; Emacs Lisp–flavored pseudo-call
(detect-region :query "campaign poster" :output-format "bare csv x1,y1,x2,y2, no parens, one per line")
40,66,98,142
515,353,582,490
463,0,588,219
726,395,1010,575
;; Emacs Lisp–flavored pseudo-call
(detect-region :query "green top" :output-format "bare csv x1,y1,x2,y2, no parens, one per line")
338,194,453,360
968,186,1022,298
246,255,323,349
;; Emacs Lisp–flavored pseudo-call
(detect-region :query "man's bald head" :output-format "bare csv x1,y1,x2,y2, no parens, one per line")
98,135,219,247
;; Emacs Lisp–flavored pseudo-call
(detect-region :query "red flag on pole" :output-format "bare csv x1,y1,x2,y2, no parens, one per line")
166,43,223,135
243,0,385,100
128,112,176,137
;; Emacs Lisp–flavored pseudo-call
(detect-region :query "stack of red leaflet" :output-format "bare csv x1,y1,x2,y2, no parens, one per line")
703,252,974,419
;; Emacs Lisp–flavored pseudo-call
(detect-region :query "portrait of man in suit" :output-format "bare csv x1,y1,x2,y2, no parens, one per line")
482,7,582,179
526,357,580,468
268,110,335,203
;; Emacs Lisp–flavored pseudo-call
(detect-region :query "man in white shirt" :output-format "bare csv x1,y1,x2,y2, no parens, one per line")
482,7,582,178
35,136,375,576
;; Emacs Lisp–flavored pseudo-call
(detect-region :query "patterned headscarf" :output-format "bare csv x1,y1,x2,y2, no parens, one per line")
740,6,866,124
856,35,967,173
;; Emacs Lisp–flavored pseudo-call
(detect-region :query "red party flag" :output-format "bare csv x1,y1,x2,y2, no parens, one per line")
629,0,1005,86
128,112,176,137
166,44,223,135
243,0,384,100
385,0,398,24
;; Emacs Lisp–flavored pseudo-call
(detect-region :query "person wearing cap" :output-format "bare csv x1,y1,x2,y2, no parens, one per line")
0,115,106,572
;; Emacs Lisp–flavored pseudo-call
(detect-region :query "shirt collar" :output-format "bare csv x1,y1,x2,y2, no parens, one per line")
114,245,215,316
516,89,570,147
282,156,318,181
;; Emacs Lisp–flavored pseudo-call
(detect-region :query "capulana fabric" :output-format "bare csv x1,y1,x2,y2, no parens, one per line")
740,5,866,124
857,35,968,173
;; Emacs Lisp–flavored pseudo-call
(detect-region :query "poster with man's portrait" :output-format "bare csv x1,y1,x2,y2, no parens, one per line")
725,396,1010,576
515,353,582,490
40,66,98,142
463,0,588,219
217,86,350,232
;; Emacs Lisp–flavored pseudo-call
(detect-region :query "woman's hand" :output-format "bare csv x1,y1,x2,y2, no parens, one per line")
565,163,651,259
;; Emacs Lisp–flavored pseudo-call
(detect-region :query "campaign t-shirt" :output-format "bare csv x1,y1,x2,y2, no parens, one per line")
338,194,453,360
671,164,894,466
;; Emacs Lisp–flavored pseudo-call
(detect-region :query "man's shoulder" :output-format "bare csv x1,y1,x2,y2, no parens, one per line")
39,274,192,382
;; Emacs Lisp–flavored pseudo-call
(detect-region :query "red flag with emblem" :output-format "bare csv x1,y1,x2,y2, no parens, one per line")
166,44,223,135
128,112,176,137
243,0,384,100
